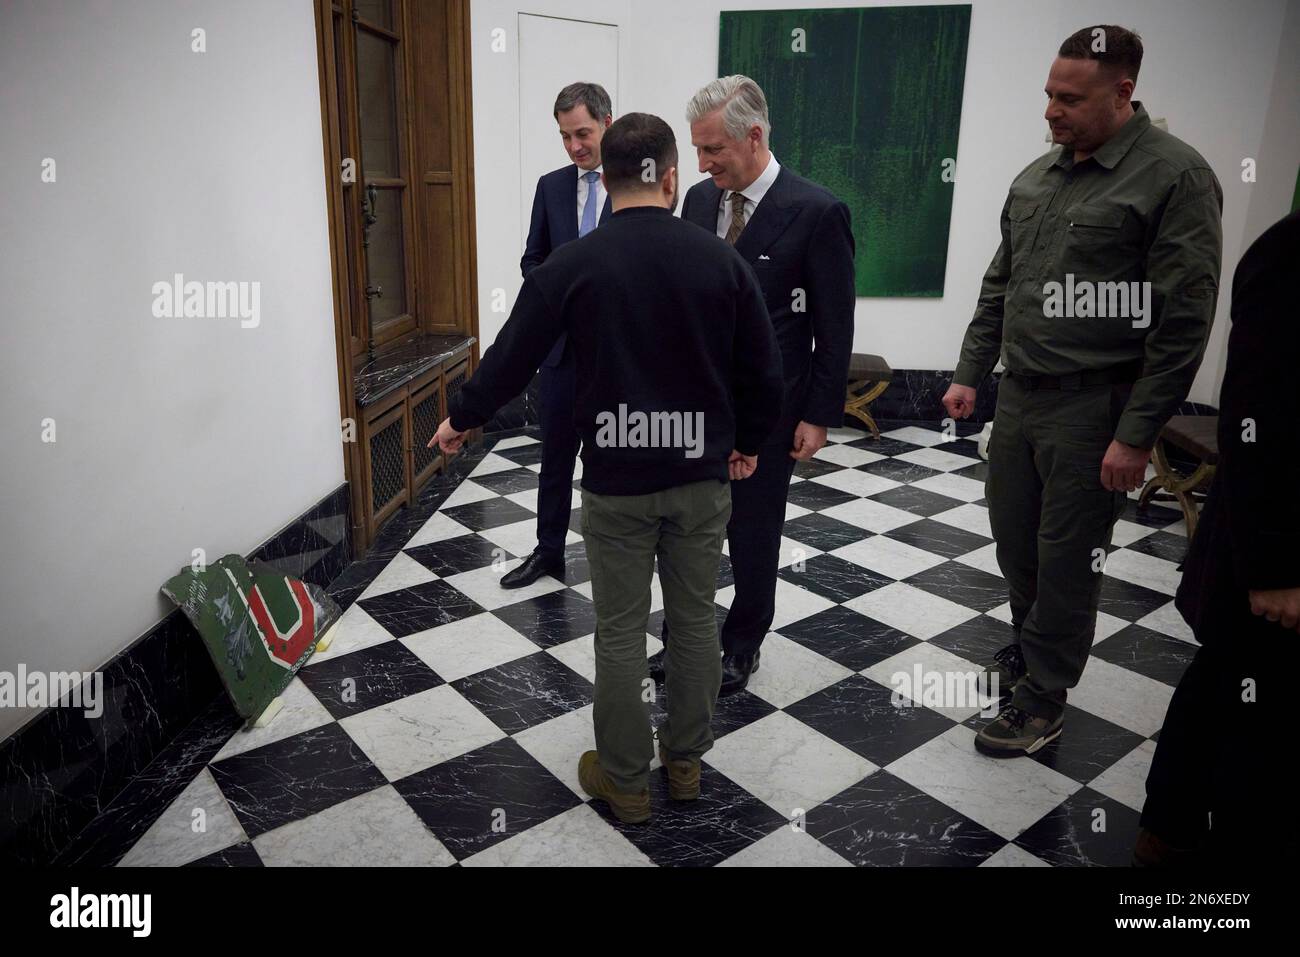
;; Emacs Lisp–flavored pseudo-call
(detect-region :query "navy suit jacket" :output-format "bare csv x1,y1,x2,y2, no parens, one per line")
681,166,856,428
521,164,613,367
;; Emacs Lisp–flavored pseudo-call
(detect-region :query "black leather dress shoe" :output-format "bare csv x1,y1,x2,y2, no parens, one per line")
719,650,760,697
500,551,564,589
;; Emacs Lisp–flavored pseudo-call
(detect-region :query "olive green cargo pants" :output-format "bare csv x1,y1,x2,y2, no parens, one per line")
580,478,731,792
986,375,1132,721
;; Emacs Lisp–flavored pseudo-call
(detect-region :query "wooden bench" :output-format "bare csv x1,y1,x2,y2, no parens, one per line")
1138,415,1218,537
844,353,893,439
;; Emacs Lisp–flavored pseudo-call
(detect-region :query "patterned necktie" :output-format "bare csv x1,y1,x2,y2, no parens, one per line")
725,190,748,245
579,170,600,237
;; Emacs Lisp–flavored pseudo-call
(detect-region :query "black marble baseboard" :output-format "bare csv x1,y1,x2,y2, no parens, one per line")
0,484,352,866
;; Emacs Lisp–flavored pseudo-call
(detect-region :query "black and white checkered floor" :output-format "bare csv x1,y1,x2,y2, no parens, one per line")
113,424,1197,867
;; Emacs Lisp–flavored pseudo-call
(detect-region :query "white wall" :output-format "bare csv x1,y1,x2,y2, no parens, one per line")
471,0,1300,404
0,0,344,741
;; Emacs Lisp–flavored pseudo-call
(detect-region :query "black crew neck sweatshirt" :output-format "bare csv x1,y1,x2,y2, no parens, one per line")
448,205,784,495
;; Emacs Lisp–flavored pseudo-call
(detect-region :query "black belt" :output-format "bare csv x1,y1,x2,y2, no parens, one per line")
1005,362,1140,391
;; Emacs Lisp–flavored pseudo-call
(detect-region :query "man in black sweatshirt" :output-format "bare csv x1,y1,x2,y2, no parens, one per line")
430,113,784,823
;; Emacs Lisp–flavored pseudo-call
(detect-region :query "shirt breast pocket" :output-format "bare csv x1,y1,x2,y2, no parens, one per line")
1063,204,1136,280
1008,199,1039,271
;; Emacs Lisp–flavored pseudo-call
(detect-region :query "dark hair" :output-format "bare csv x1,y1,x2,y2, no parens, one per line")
1059,25,1143,82
553,82,612,123
599,113,678,194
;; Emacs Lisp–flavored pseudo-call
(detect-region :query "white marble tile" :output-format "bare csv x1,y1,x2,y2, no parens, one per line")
718,824,853,867
401,612,540,682
358,551,438,600
544,632,664,687
980,843,1051,867
461,803,653,866
810,468,900,498
986,603,1015,625
477,518,580,558
338,685,504,781
441,479,499,508
743,632,855,709
1109,519,1156,548
571,572,664,614
706,711,876,817
881,426,948,447
832,535,947,580
253,785,455,866
117,769,247,867
784,501,813,521
845,583,978,641
827,426,873,444
894,447,982,472
1136,601,1196,643
1068,657,1174,737
405,511,476,549
442,559,567,610
470,452,524,477
930,503,993,538
813,443,885,468
511,704,603,799
1088,739,1157,812
504,486,582,515
716,579,834,630
491,435,540,451
953,542,1003,577
911,472,988,503
306,604,397,665
213,678,335,761
862,643,999,721
1101,548,1183,597
1093,612,1131,644
886,725,1081,840
819,497,921,533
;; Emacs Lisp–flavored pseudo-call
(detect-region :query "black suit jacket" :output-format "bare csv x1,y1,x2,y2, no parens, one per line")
681,165,855,428
521,164,613,368
1175,210,1300,644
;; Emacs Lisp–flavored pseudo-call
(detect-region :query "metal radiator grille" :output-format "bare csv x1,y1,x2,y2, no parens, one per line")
369,416,405,512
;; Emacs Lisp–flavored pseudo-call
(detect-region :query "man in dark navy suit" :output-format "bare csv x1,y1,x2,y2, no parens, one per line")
651,75,856,694
504,82,615,589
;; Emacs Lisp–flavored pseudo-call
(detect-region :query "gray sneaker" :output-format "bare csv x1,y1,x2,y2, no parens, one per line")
974,704,1063,756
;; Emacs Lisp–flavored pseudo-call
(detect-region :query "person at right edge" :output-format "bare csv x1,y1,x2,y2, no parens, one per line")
942,25,1223,756
1133,210,1300,867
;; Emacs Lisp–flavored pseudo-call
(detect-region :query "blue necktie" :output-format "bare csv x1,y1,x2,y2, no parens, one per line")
579,170,600,237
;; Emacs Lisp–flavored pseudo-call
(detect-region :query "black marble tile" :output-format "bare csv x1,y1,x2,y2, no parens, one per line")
928,439,984,460
846,436,922,456
1090,624,1196,687
778,606,921,672
793,457,845,479
786,675,958,767
451,652,593,735
778,554,891,602
950,460,991,483
357,579,485,639
1013,787,1142,867
297,642,444,719
493,443,546,467
469,467,540,496
208,723,387,839
808,770,1006,867
440,497,538,532
905,562,1009,613
590,763,787,867
1121,499,1184,530
786,481,859,511
1099,576,1173,621
859,458,941,483
405,533,508,576
783,512,874,551
1124,529,1189,565
557,539,591,586
489,589,599,649
882,518,992,560
705,689,779,738
929,615,1019,667
185,841,264,867
391,736,581,860
869,485,966,517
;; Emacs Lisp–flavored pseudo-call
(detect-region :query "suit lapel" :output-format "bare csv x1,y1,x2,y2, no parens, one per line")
559,164,579,241
687,180,723,232
733,167,800,263
599,193,612,224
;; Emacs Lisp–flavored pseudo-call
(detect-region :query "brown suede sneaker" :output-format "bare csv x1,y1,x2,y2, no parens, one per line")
578,751,651,823
658,745,701,800
974,703,1064,756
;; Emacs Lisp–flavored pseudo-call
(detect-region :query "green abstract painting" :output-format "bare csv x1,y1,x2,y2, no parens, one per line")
719,5,972,297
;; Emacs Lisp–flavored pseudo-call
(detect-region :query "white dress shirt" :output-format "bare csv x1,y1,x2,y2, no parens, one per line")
715,154,781,239
577,164,605,230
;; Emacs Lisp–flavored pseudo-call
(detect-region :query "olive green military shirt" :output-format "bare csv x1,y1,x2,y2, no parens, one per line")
954,102,1223,449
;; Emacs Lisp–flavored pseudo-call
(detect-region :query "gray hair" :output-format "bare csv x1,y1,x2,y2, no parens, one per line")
686,75,770,146
553,82,612,123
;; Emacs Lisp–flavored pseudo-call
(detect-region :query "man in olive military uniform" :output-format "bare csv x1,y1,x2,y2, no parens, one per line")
943,25,1223,756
